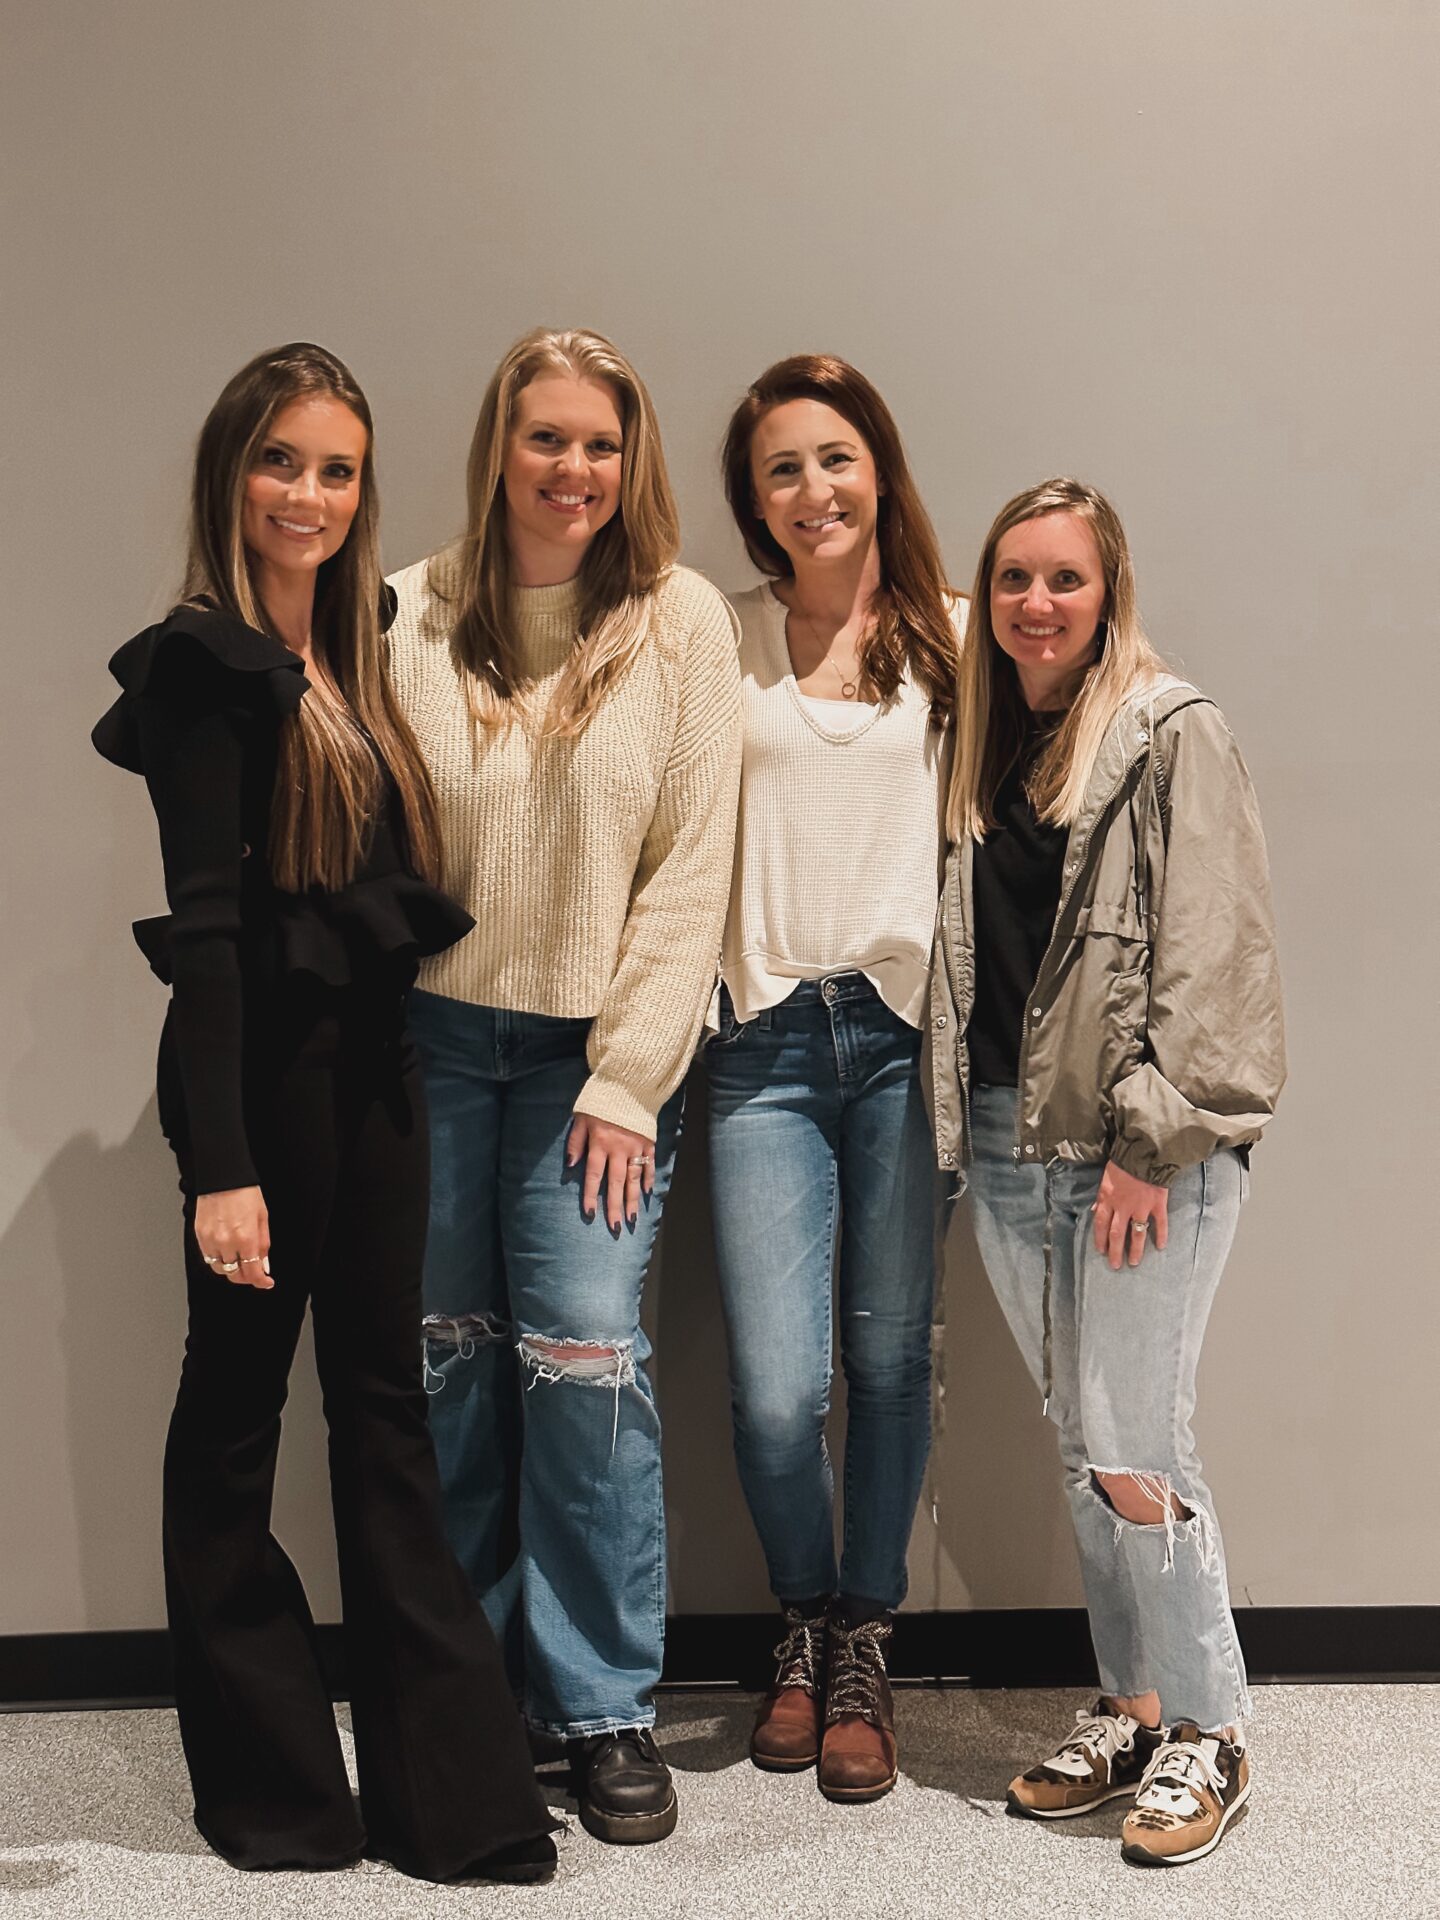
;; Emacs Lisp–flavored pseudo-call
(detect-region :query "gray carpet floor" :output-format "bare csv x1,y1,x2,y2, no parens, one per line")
1,1686,1435,1919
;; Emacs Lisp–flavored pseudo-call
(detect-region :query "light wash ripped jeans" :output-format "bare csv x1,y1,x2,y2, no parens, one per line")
965,1083,1251,1731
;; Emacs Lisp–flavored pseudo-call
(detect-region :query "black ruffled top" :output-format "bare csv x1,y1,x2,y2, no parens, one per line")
93,601,473,1192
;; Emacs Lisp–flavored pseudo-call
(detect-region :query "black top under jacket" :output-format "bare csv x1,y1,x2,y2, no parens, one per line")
968,710,1069,1089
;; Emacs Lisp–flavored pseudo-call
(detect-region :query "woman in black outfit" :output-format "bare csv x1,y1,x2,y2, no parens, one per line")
92,343,557,1884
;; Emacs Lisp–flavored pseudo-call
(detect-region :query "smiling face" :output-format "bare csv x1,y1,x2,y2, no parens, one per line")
989,510,1108,707
501,372,625,583
241,395,367,582
749,398,882,574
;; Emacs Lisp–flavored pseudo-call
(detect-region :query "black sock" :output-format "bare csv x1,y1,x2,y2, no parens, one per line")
781,1593,831,1621
834,1591,891,1629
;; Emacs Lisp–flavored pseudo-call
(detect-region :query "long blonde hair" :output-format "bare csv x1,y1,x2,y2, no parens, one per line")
432,327,680,738
947,478,1166,842
183,342,443,891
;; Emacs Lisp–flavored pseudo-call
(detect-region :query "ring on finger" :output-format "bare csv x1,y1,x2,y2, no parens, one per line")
1129,1219,1149,1236
238,1254,266,1266
214,1258,241,1274
626,1155,652,1169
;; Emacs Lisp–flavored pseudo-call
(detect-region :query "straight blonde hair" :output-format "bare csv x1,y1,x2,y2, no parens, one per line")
947,478,1166,843
433,327,681,738
183,343,443,892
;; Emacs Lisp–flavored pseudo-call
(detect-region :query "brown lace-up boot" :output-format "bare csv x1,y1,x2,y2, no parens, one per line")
750,1606,827,1771
818,1614,897,1802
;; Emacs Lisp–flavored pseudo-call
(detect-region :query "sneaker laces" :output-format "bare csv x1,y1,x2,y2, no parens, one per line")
1041,1708,1137,1780
1131,1736,1226,1826
825,1617,893,1724
771,1609,825,1695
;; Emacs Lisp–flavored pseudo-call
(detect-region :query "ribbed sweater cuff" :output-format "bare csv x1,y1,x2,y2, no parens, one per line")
572,1071,664,1141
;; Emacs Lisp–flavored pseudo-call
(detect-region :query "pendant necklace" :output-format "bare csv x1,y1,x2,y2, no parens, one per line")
790,607,861,699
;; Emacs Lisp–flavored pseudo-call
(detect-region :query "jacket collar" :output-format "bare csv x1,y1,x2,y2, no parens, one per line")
1075,676,1209,827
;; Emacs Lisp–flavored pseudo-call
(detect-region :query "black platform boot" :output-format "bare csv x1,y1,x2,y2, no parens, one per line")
568,1727,678,1844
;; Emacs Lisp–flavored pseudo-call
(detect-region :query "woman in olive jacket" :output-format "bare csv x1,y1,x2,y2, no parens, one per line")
929,477,1283,1871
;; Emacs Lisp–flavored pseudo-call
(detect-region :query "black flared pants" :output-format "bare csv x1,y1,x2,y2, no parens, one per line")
158,985,553,1878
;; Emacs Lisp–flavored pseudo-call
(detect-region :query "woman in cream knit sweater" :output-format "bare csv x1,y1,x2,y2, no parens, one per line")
387,328,741,1846
708,355,959,1803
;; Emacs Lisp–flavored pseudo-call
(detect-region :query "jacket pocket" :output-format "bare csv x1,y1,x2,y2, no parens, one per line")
1074,901,1149,945
1073,903,1151,1099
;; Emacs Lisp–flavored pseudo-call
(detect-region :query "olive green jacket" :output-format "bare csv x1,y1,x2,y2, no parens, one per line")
925,679,1286,1187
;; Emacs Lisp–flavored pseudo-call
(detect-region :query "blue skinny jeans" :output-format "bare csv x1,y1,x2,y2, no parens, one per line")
705,975,946,1612
410,989,682,1738
965,1083,1251,1730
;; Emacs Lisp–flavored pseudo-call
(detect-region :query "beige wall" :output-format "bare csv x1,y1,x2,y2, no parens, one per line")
4,2,1436,1634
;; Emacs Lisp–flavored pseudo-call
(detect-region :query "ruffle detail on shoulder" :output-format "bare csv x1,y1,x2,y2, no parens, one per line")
92,607,309,773
129,874,474,989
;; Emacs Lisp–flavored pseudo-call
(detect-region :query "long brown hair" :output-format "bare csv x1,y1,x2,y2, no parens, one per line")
183,342,442,890
433,326,680,738
721,354,956,725
947,477,1167,842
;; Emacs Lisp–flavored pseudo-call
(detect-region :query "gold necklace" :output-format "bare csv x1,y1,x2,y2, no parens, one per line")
788,607,862,700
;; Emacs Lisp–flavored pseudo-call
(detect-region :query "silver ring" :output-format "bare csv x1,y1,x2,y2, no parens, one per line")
238,1255,265,1266
1129,1219,1150,1235
626,1155,652,1169
211,1258,241,1273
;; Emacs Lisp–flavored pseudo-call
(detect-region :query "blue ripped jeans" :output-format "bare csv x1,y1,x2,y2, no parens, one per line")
409,989,682,1738
706,976,945,1612
965,1083,1251,1730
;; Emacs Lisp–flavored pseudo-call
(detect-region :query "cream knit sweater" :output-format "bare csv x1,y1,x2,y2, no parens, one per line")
720,582,952,1027
387,554,742,1137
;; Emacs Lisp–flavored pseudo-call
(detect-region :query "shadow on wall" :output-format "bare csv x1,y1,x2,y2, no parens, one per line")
650,1060,771,1610
0,1107,179,1630
924,1207,1081,1610
654,1058,1081,1616
1,1103,337,1634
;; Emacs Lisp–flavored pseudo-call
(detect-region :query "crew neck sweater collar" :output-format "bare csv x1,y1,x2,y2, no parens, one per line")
514,577,582,619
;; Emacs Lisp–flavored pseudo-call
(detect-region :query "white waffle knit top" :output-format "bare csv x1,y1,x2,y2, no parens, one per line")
720,582,952,1028
386,551,742,1136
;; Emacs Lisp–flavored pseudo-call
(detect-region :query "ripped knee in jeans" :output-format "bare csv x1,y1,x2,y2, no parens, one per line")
421,1311,510,1394
517,1334,637,1451
1088,1465,1217,1574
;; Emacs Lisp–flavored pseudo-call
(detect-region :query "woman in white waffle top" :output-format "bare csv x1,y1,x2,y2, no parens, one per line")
707,353,960,1804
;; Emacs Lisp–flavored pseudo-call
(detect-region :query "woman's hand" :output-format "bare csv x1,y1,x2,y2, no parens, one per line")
1093,1160,1169,1270
567,1114,656,1232
194,1186,272,1289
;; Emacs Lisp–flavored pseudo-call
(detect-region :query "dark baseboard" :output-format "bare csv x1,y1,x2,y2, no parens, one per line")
3,1608,1435,1712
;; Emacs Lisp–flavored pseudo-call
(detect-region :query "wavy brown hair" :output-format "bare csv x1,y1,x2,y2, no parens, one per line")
183,342,442,890
432,326,680,738
947,477,1166,842
721,354,956,725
